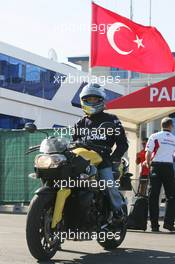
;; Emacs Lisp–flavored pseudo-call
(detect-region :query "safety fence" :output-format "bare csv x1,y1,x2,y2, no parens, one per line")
0,129,70,204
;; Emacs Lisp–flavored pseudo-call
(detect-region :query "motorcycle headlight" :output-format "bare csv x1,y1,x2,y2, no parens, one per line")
35,155,52,169
35,154,67,169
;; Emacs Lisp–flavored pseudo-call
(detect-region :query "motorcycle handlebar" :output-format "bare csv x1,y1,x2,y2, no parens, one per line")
25,144,40,155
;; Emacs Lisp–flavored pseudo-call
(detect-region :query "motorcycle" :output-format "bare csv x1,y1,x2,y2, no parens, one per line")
25,123,128,261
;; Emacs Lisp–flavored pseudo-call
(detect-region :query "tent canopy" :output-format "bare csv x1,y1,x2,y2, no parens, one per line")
106,76,175,125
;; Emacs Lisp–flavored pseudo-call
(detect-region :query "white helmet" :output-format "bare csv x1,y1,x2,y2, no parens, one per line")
79,83,106,115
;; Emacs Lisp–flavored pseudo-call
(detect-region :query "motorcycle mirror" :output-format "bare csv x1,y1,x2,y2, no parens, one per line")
25,123,37,133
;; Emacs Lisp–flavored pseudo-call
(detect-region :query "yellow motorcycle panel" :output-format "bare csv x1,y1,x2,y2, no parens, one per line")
51,188,71,229
72,147,102,166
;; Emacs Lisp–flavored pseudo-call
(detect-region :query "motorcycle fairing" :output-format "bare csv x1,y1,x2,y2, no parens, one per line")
72,148,102,166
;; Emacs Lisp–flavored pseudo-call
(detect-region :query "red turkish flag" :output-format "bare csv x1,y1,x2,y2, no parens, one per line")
91,2,175,74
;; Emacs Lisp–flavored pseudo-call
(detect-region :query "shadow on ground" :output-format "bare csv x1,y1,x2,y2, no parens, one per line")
38,247,175,264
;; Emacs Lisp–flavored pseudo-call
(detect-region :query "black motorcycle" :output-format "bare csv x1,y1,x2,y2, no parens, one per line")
25,123,128,261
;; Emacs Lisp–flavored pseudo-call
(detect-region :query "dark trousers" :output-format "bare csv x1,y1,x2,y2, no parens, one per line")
149,162,175,227
138,175,149,196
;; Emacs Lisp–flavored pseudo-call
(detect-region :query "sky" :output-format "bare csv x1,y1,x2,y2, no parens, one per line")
0,0,175,62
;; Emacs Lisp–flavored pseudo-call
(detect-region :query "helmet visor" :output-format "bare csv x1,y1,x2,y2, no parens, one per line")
82,96,103,106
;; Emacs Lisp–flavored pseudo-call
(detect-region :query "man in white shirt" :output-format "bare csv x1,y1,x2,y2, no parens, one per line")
145,117,175,232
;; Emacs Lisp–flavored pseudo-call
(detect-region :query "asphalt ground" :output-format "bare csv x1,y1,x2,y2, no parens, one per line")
0,214,175,264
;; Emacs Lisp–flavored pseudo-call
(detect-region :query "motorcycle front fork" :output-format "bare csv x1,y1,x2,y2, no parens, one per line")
51,188,71,229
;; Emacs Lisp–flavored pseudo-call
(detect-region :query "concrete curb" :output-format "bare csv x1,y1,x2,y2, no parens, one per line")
0,204,28,214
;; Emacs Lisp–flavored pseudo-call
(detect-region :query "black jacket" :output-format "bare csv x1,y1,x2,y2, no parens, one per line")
72,111,128,168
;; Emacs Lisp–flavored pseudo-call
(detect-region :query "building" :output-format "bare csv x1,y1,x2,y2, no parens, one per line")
0,41,123,129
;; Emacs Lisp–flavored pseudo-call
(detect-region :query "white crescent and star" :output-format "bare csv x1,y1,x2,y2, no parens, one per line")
107,22,144,55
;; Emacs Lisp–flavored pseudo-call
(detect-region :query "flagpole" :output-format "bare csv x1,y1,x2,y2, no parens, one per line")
149,0,152,25
127,0,133,95
147,0,152,86
89,1,93,82
130,0,133,20
147,0,153,138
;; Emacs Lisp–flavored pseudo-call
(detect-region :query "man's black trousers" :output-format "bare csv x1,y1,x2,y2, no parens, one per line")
149,162,175,227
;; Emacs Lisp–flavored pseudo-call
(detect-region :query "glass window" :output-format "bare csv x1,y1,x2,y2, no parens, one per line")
111,67,128,79
131,72,140,79
8,57,26,92
111,67,140,79
0,53,67,100
25,64,43,97
0,54,9,87
43,70,66,100
26,64,40,82
0,114,34,129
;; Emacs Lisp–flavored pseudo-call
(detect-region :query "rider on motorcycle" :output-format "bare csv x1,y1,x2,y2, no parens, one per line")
72,83,129,220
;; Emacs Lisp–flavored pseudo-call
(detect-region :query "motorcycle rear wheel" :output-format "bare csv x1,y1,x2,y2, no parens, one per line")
97,203,127,250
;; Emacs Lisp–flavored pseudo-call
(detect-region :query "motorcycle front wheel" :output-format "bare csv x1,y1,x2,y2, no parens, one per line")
26,194,62,261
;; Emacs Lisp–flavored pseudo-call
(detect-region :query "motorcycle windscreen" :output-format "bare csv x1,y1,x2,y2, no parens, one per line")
40,137,67,154
72,147,102,166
